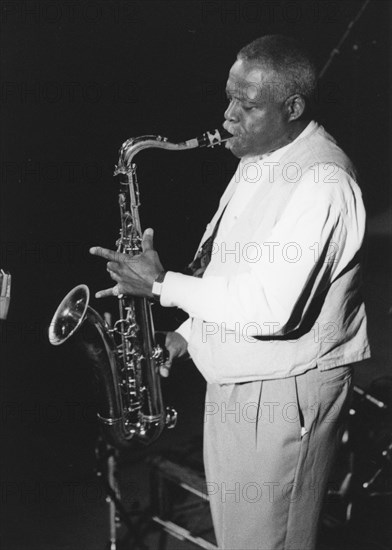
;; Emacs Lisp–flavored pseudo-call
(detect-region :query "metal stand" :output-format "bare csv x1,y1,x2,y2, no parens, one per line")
148,452,217,550
362,440,392,495
325,382,391,527
95,437,149,550
318,0,372,80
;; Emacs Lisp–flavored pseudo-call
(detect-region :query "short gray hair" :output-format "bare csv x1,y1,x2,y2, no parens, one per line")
237,35,317,103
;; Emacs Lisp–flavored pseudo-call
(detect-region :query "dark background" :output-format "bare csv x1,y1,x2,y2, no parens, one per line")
1,1,391,549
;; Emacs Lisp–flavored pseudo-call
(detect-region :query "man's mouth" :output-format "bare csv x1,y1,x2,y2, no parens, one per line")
222,124,243,149
225,134,241,150
227,133,241,142
223,123,238,138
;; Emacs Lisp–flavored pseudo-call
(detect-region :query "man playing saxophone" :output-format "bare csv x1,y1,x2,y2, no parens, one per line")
90,35,370,550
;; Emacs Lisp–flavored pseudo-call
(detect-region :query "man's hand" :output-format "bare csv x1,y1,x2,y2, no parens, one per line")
160,331,189,377
89,228,164,299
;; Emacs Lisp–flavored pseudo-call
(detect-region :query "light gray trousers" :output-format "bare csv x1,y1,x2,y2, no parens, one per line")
203,365,353,550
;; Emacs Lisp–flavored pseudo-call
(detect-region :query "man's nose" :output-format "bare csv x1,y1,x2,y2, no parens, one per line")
224,99,239,121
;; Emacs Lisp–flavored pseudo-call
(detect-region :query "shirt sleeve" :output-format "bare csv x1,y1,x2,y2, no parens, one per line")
161,167,365,335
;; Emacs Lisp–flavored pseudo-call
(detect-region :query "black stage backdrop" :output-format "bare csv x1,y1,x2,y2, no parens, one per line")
1,2,391,549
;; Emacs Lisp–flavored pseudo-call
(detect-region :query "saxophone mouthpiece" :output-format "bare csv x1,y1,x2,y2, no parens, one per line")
186,128,232,149
202,128,232,147
216,127,232,141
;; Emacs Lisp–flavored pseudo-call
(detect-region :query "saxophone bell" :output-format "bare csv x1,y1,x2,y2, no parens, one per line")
49,284,90,346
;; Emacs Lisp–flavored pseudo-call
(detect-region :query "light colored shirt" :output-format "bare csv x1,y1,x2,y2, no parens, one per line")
159,121,370,382
162,121,364,336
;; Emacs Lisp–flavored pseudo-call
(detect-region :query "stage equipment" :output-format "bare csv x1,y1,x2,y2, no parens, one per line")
324,379,391,531
318,0,372,79
0,270,11,320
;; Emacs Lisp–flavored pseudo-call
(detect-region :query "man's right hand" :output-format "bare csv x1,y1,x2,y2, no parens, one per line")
160,331,189,377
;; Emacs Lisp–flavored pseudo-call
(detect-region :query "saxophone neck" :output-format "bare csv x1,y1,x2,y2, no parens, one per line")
114,128,231,175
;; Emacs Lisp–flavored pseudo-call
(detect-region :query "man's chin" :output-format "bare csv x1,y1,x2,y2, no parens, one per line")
225,138,243,158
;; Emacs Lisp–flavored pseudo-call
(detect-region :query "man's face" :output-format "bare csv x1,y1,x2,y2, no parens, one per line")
223,59,290,159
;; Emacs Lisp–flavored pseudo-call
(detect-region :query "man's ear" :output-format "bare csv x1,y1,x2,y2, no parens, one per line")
285,94,306,121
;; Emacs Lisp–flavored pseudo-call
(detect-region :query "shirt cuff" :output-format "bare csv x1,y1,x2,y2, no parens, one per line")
159,270,231,324
160,271,205,310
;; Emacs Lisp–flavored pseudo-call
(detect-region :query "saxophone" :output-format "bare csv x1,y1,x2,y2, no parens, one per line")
48,128,230,448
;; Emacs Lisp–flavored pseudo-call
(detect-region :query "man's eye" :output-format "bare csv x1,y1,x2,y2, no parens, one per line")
225,97,255,111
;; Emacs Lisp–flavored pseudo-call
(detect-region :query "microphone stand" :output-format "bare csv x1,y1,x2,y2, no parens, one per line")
318,0,372,80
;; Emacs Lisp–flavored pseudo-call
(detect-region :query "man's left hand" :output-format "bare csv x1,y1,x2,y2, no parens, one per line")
89,228,164,299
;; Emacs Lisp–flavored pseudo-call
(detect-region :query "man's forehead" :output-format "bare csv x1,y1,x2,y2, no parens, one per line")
226,60,275,101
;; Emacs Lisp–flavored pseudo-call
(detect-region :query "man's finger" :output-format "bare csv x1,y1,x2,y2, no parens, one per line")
142,228,154,252
90,247,122,261
160,360,171,378
107,269,120,282
107,261,121,273
95,287,118,299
